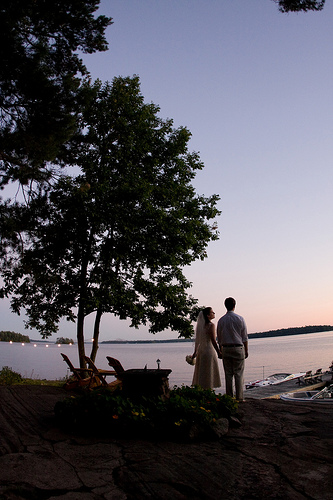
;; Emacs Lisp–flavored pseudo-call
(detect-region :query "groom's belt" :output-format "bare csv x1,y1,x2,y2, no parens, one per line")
222,344,243,347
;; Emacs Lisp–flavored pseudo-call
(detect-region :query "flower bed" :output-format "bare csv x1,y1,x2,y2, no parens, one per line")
55,385,238,441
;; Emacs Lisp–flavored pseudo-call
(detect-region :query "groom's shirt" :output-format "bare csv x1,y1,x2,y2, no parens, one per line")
217,311,248,346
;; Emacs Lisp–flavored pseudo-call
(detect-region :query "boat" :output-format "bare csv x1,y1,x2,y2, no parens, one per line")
245,372,306,390
280,384,333,402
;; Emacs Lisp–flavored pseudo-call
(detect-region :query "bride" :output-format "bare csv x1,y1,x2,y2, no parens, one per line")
191,307,222,390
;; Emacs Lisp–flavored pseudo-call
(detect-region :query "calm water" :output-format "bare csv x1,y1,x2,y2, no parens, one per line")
0,331,332,392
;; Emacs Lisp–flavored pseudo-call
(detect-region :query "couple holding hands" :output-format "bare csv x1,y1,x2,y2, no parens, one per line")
190,297,248,402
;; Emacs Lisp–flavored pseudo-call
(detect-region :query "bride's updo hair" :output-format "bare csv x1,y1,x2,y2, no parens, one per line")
202,307,212,324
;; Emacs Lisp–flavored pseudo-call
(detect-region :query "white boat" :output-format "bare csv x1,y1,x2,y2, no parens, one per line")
280,384,333,402
245,372,306,390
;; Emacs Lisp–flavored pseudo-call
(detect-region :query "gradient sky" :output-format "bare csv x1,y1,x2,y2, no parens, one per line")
1,0,332,341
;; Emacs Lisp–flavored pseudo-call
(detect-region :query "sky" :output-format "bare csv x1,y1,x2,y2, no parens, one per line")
1,0,332,341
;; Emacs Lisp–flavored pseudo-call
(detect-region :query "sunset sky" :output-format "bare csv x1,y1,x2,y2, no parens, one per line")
1,1,332,341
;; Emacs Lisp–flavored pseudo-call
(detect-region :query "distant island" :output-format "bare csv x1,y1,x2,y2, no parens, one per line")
102,325,333,344
247,325,333,339
0,331,30,343
55,337,75,345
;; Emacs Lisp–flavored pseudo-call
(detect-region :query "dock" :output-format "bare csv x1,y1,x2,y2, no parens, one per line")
244,371,332,400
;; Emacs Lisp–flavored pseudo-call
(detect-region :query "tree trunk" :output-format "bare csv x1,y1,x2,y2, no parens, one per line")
90,306,102,362
77,303,86,370
77,227,94,369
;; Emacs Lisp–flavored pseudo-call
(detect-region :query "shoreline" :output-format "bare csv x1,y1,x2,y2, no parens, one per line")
2,325,331,345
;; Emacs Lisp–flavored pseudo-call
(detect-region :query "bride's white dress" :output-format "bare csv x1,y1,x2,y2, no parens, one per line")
192,324,221,389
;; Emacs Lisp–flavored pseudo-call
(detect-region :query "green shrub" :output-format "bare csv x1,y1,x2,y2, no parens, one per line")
55,385,238,441
0,366,23,385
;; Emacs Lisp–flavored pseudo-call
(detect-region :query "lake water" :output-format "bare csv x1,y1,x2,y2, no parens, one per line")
0,331,332,392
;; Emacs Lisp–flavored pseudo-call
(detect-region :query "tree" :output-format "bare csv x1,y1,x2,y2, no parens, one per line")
273,0,325,12
0,0,112,185
0,77,220,368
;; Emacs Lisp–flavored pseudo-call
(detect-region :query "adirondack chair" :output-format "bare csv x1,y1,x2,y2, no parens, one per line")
329,361,333,380
303,370,313,384
83,356,117,387
312,368,323,382
106,356,125,376
61,353,100,389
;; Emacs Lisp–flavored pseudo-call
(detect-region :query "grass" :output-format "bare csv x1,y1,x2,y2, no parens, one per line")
0,366,66,386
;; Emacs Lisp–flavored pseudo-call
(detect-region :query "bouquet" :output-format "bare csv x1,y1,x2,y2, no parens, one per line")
186,355,196,366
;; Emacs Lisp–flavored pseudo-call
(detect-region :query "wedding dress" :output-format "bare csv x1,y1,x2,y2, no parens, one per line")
192,315,221,390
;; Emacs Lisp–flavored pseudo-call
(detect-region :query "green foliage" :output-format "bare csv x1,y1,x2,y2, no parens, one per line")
56,337,75,345
0,366,23,385
274,0,325,12
0,0,112,184
0,366,66,386
0,77,220,352
17,378,66,387
0,330,30,342
55,385,237,441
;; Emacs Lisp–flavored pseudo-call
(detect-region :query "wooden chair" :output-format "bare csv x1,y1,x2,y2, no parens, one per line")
312,368,323,382
61,353,99,389
83,356,117,387
329,361,333,380
303,370,313,384
106,356,125,376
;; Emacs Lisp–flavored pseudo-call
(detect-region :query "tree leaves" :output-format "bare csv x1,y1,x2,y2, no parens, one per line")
274,0,325,13
0,0,112,182
0,77,220,347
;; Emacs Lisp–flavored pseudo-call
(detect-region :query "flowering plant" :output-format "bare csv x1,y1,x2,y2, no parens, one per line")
55,385,238,441
186,355,195,366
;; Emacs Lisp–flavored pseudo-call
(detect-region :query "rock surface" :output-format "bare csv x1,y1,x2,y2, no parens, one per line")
0,385,332,499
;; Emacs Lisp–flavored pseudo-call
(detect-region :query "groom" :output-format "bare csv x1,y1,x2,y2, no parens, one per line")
217,297,248,402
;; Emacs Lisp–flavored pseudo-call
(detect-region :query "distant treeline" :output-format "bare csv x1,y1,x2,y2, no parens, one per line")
0,331,30,343
3,325,328,345
102,325,333,343
248,325,333,339
102,338,193,344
